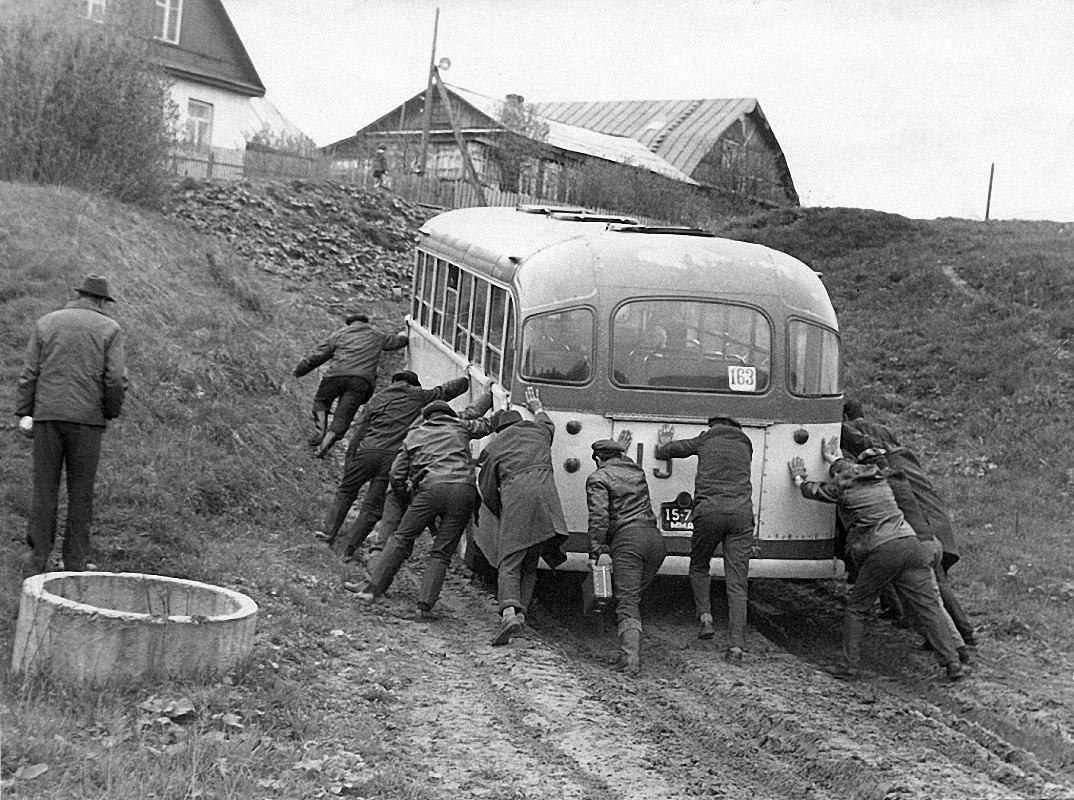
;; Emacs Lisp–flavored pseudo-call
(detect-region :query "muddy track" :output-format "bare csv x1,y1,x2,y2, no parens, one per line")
315,549,1074,800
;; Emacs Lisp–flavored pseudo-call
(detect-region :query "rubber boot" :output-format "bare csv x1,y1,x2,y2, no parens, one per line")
309,409,329,447
491,606,524,646
319,495,350,546
614,619,642,676
418,560,450,614
690,572,712,625
315,430,343,460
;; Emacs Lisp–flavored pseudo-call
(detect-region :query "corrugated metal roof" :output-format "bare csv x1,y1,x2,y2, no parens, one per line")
448,85,698,185
532,98,759,178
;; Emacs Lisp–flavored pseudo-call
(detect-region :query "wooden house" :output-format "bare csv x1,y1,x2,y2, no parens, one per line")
326,83,797,207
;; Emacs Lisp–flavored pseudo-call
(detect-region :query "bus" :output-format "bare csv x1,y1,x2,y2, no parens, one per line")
406,205,844,580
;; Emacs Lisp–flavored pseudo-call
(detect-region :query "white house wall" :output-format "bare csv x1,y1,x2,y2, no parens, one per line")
169,78,257,149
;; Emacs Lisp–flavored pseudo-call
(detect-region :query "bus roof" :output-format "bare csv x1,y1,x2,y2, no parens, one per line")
419,206,836,326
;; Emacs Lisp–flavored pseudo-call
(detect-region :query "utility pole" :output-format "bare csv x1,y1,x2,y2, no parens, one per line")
416,7,439,203
985,162,995,221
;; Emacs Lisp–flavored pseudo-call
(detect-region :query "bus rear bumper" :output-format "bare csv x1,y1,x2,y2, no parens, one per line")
541,553,845,580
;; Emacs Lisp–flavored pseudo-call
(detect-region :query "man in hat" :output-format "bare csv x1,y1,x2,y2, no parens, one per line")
15,274,127,574
293,311,408,459
586,433,667,675
315,369,470,551
477,388,568,646
655,415,755,663
788,439,966,681
352,398,500,616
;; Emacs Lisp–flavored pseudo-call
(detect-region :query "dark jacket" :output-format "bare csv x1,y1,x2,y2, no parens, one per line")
478,414,556,518
840,417,900,458
390,413,497,492
654,423,753,518
293,320,407,382
351,376,468,454
478,413,568,564
15,298,127,426
586,456,658,555
884,447,958,557
799,464,916,557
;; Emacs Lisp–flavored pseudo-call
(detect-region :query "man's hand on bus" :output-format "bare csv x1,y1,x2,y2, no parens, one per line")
617,429,633,451
656,423,675,450
788,457,807,484
821,435,841,465
524,386,543,414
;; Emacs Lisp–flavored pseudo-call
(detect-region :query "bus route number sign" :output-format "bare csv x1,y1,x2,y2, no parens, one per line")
728,365,757,392
661,503,694,532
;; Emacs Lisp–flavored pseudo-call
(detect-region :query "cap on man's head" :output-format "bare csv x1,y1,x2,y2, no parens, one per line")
421,400,457,420
495,409,523,432
344,311,369,325
843,398,865,420
707,414,741,428
591,439,625,457
392,370,420,387
858,447,887,462
76,274,115,302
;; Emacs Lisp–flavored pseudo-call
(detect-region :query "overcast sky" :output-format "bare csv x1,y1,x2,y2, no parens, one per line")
223,0,1074,222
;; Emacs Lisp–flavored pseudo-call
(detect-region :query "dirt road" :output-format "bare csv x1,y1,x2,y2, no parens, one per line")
266,533,1074,800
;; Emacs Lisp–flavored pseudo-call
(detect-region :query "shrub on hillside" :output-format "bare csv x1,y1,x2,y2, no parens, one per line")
0,0,176,203
569,159,751,227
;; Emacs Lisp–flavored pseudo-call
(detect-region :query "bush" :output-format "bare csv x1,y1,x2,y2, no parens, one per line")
0,0,176,203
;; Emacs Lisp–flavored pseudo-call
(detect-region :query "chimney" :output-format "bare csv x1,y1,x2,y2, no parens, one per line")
505,93,524,107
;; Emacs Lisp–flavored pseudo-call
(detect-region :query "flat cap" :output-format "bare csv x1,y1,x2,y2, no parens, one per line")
421,400,457,419
591,438,625,455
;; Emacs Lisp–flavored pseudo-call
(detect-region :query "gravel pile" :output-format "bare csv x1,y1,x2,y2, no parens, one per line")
163,179,432,309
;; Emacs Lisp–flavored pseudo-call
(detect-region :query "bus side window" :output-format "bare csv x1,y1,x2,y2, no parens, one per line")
486,286,507,379
454,270,473,356
469,278,490,367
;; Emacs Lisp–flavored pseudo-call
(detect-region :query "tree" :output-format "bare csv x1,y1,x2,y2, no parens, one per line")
494,96,550,194
0,0,177,204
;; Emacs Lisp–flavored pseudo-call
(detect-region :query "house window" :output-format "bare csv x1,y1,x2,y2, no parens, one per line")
84,0,106,21
186,100,212,147
154,0,182,44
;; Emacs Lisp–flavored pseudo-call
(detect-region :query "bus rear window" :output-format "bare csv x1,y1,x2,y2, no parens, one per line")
612,300,771,393
788,320,841,396
521,309,593,384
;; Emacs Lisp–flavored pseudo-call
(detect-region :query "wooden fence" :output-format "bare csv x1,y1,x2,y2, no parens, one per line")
167,145,664,224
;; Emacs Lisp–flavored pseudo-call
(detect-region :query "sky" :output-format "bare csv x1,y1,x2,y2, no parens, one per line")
222,0,1074,222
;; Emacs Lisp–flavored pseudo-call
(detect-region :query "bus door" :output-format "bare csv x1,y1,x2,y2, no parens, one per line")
608,418,768,571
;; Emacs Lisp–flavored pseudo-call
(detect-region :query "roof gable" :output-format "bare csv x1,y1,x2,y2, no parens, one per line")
150,0,265,97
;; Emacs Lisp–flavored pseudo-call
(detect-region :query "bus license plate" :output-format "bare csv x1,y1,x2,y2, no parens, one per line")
661,504,693,532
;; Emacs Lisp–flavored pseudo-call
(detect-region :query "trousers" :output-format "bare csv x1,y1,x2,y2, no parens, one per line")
497,542,544,614
365,483,476,609
845,537,961,667
690,510,754,650
610,524,667,625
26,420,104,572
313,375,373,435
324,447,392,545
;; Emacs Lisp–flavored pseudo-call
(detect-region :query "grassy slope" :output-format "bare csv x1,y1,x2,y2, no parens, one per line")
1,182,1072,797
719,207,1074,630
0,182,412,798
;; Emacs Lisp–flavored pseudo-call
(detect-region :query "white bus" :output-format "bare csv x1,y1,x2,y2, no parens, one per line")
406,205,843,579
